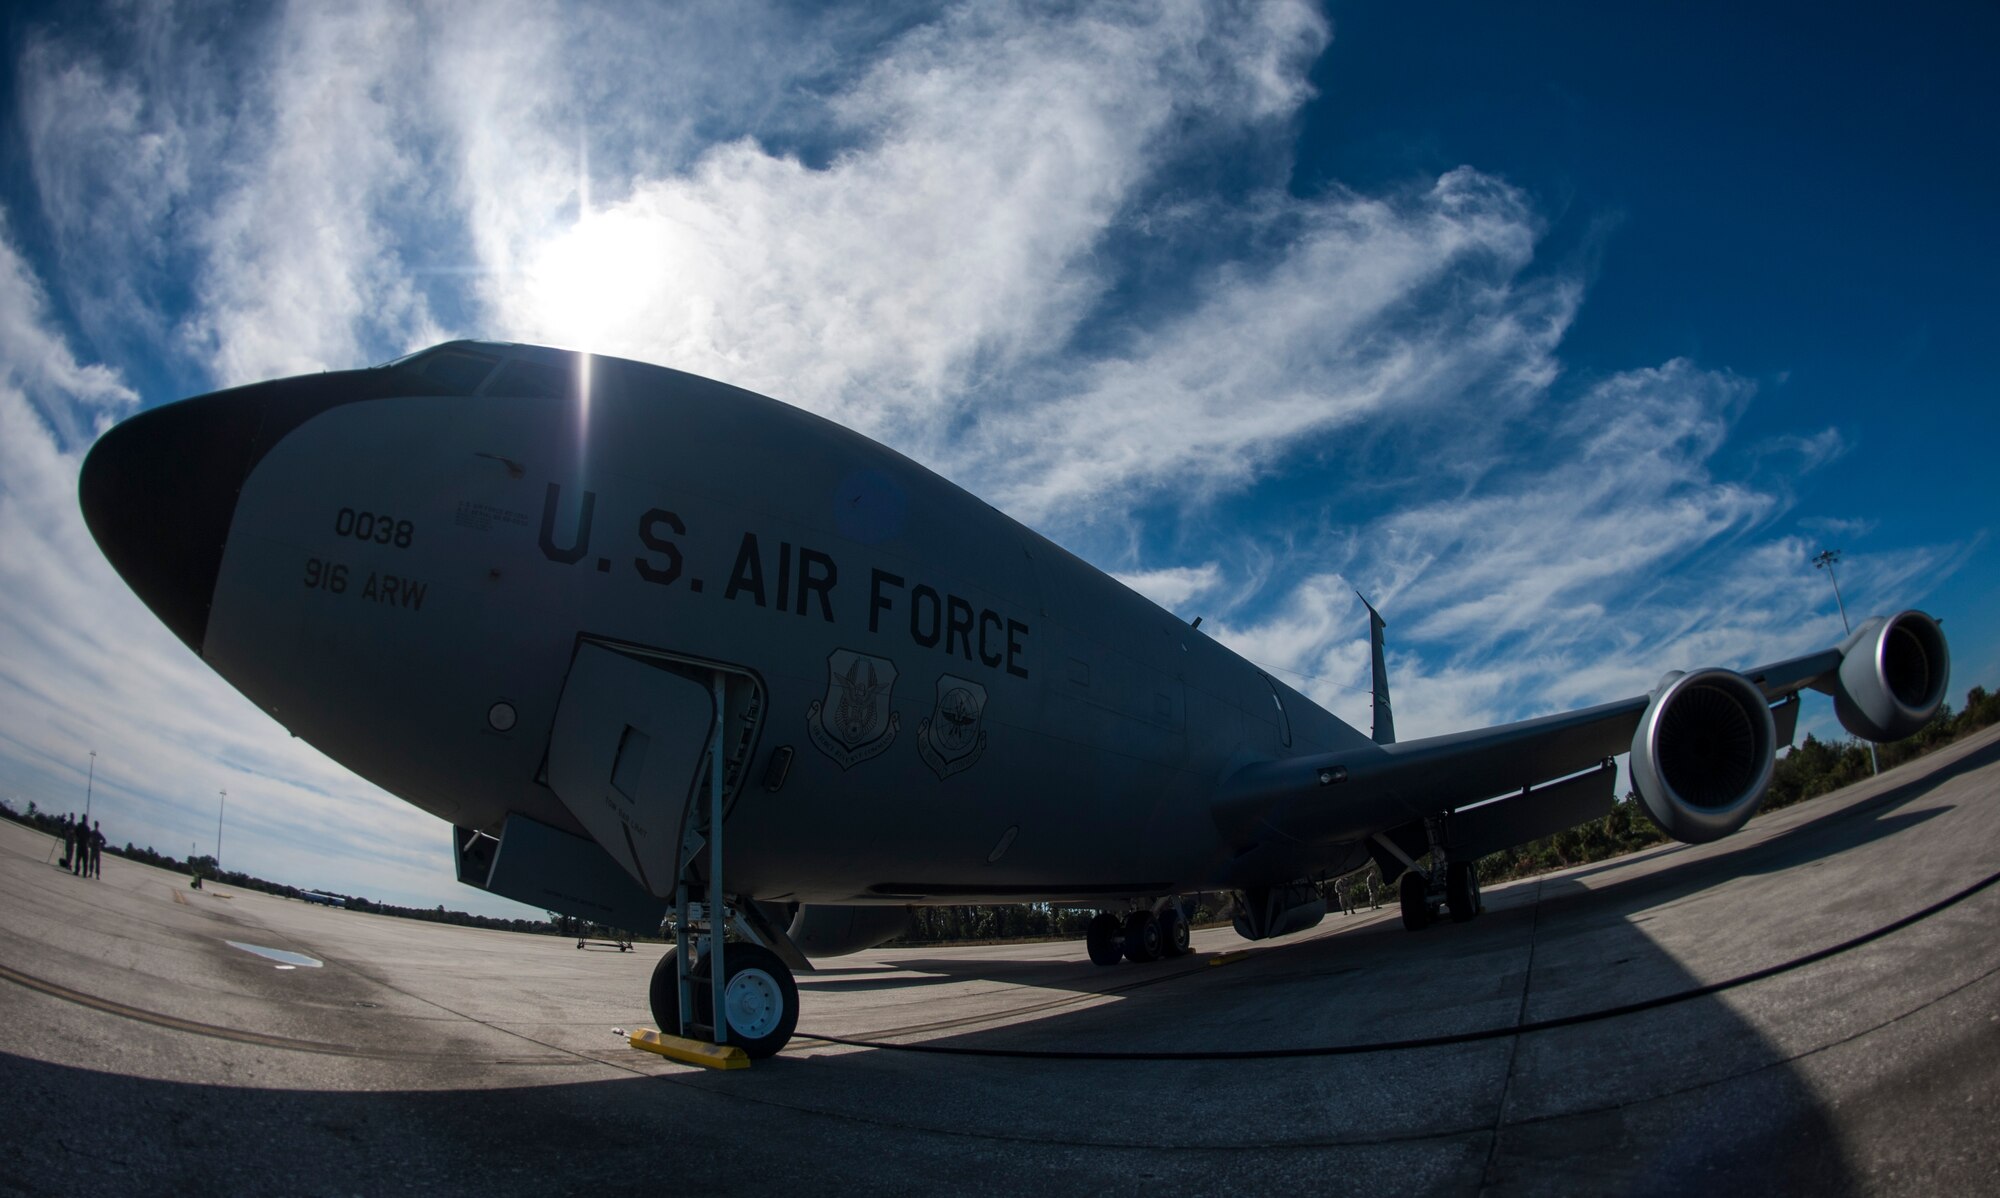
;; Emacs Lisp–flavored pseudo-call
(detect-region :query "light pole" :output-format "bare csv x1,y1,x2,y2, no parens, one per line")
217,789,227,871
83,750,96,821
1812,549,1850,633
1814,548,1878,775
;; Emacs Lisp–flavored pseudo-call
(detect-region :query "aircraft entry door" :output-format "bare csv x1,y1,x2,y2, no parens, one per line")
544,641,721,897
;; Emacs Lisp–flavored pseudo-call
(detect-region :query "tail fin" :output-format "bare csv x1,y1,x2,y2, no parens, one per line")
1356,591,1394,745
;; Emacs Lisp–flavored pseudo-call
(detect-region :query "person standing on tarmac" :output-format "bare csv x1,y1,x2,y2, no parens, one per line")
71,815,87,876
89,821,105,879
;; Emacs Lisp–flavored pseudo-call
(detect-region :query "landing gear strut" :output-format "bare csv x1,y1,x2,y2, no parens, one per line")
1398,812,1483,931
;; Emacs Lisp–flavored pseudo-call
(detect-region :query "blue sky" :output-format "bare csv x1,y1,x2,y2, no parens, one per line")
0,1,1992,917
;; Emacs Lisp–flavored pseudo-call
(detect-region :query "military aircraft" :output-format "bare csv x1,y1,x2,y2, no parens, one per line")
80,341,1950,1058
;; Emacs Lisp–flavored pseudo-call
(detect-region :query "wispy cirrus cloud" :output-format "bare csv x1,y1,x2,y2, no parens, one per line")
1112,562,1225,613
1200,360,1968,740
1798,514,1878,540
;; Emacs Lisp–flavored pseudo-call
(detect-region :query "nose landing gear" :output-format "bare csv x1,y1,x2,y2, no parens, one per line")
649,940,799,1060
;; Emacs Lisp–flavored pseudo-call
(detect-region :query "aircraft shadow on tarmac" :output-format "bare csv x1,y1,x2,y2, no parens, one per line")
0,1044,1871,1195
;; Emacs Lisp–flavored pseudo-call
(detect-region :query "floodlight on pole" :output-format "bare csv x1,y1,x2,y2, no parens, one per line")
1812,549,1850,633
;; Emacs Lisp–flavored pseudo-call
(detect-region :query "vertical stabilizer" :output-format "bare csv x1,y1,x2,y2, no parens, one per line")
1357,591,1394,745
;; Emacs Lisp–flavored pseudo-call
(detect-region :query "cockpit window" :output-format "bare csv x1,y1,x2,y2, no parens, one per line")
483,358,571,400
392,347,499,396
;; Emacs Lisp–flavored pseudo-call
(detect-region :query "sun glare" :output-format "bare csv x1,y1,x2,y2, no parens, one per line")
526,210,657,350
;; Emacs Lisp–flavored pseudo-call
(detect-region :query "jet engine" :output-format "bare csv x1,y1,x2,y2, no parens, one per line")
1832,611,1951,743
1630,668,1777,844
1232,882,1327,941
786,904,913,958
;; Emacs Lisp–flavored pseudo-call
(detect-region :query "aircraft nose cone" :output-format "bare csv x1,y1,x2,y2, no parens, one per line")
81,367,404,655
80,386,277,656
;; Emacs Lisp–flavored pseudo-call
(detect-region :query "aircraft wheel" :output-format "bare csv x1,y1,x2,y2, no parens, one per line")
1447,861,1481,923
1085,912,1123,965
717,943,800,1058
651,944,798,1058
1399,871,1434,932
1123,909,1162,963
1157,907,1191,957
649,946,691,1034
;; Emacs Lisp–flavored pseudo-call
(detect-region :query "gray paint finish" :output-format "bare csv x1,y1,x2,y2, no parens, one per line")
81,341,1944,913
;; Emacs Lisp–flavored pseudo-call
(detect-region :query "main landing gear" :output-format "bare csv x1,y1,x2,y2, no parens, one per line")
1399,859,1483,931
1086,902,1193,966
1398,812,1483,932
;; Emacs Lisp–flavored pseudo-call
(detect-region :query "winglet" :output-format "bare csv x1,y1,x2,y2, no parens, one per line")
1356,591,1395,745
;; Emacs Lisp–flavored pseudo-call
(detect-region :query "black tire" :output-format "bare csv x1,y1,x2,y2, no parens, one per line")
1447,861,1481,923
1399,870,1433,932
1085,911,1123,966
649,946,692,1035
648,943,799,1058
1123,909,1161,963
1158,907,1191,957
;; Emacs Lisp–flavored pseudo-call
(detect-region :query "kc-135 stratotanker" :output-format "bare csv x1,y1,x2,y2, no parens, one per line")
81,341,1950,1057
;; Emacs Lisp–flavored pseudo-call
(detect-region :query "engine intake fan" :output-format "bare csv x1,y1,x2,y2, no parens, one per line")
1631,668,1777,844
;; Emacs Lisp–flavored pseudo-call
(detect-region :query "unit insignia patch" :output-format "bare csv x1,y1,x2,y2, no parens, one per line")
807,650,900,769
918,674,988,779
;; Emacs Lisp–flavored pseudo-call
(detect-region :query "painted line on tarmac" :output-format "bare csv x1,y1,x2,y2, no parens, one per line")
800,865,2000,1061
0,960,584,1067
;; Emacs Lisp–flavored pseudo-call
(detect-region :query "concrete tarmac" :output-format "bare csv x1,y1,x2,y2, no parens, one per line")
3,726,1998,1195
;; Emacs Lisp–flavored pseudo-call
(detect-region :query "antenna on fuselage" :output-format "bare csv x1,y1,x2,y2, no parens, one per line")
1355,590,1394,745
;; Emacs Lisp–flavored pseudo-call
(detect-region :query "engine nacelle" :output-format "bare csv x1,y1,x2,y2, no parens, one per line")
1833,610,1951,743
1631,668,1777,844
1232,883,1327,941
786,904,913,958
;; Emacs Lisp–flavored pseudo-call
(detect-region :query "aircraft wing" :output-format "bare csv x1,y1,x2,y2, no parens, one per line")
1212,611,1946,863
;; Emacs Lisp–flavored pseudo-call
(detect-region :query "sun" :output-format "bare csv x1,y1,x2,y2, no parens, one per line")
523,208,660,351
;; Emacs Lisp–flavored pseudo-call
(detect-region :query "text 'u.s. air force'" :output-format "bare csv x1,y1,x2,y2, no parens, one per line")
536,483,1029,678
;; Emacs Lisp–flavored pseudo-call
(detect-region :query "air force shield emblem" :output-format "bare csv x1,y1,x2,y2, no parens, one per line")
807,650,900,769
918,674,988,779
